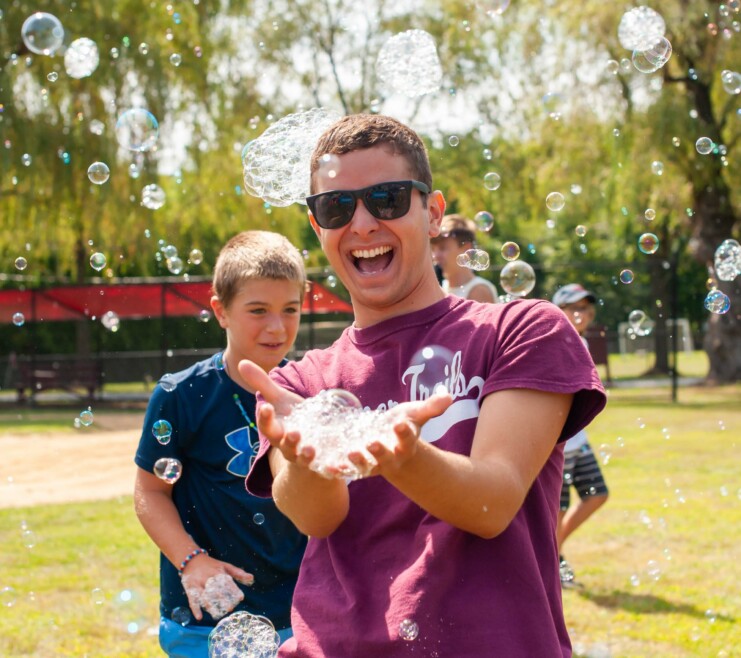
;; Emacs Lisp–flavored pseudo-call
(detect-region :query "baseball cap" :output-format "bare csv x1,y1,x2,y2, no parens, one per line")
552,283,596,307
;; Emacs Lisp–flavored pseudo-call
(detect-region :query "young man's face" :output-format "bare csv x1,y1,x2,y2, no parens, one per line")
560,299,596,334
308,145,445,324
211,278,302,372
431,235,471,278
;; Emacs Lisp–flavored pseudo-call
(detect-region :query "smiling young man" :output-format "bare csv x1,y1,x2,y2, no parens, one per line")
243,115,606,657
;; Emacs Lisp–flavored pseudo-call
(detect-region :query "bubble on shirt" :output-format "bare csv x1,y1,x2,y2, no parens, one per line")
409,345,456,398
473,210,494,232
253,513,265,525
376,30,442,98
212,353,226,371
154,457,182,484
619,269,634,284
12,312,25,327
15,256,28,271
90,252,107,271
704,290,730,314
208,611,280,658
617,6,666,51
79,408,94,427
160,373,177,392
21,12,65,56
500,241,520,261
87,161,110,184
242,107,341,207
545,192,564,212
172,606,192,626
115,109,160,152
64,38,100,79
283,389,399,481
628,310,651,336
714,239,741,281
142,184,166,210
483,172,501,191
499,260,536,297
638,233,659,254
398,618,419,641
152,419,173,444
456,248,489,271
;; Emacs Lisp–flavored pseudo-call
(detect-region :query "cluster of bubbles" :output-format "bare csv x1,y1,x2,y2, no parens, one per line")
283,389,399,480
242,108,341,206
375,30,443,98
714,239,741,281
154,457,183,483
457,248,490,271
398,618,420,641
617,6,672,74
208,611,280,658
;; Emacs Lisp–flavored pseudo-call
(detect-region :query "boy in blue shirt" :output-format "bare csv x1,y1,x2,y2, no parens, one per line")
134,230,308,656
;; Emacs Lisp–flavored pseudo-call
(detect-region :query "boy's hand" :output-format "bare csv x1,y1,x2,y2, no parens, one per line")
347,392,452,477
180,555,254,621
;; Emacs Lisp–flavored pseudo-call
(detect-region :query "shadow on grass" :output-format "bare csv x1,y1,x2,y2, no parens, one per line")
577,589,736,622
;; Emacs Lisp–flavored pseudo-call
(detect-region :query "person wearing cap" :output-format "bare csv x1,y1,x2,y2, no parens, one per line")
430,214,500,303
552,283,609,586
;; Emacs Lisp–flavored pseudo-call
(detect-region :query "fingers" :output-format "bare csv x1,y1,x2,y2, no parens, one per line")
225,564,255,587
181,575,204,621
257,403,285,443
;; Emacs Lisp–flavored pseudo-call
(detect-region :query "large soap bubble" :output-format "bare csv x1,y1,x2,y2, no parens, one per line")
617,6,666,51
714,239,741,282
242,108,341,207
64,38,100,79
115,109,160,152
376,30,443,98
21,12,64,56
499,260,536,297
208,611,280,658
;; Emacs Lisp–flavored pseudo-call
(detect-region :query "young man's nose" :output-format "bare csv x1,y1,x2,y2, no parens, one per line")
349,201,381,236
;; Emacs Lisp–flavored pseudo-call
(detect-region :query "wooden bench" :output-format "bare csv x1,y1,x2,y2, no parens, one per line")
15,359,104,403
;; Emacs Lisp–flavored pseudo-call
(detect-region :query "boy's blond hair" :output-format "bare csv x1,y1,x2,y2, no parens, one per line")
309,114,432,195
212,231,306,309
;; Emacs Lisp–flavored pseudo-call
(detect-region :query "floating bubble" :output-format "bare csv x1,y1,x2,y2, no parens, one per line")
208,611,280,658
64,38,100,79
128,163,141,179
138,42,149,55
154,457,182,484
198,309,211,323
630,574,641,587
500,241,520,261
21,12,64,55
188,248,203,265
651,161,664,175
619,269,634,284
87,161,110,185
704,290,730,314
541,92,562,120
0,586,17,608
606,59,620,75
376,30,442,98
79,408,94,426
474,210,494,232
73,417,82,428
575,225,587,238
162,244,178,259
90,252,107,271
253,513,265,525
546,192,565,211
448,135,460,147
618,6,666,51
91,588,105,605
482,148,492,160
598,443,612,465
47,71,58,82
481,0,511,16
499,260,536,297
101,310,120,332
160,374,177,392
14,257,28,271
638,233,659,254
632,37,672,73
644,208,656,221
696,137,714,155
169,53,182,67
21,154,32,167
399,619,419,641
721,70,741,95
456,248,489,271
714,239,741,281
326,274,337,288
628,310,652,336
142,184,166,210
172,606,191,626
167,256,184,275
483,172,501,191
115,109,160,152
242,107,341,207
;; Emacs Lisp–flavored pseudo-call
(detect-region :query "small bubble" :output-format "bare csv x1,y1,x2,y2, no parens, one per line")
545,192,565,211
500,241,520,261
651,160,664,176
326,274,337,288
198,309,211,323
0,586,17,607
152,419,173,444
172,606,191,625
188,248,203,265
473,211,494,232
91,588,105,605
154,457,182,484
14,256,28,271
696,137,714,154
79,408,94,426
619,269,634,284
160,374,177,392
575,225,587,237
253,513,265,525
638,233,660,254
399,619,419,641
87,161,110,185
90,252,107,271
483,172,501,191
12,312,25,327
169,53,182,67
448,135,459,147
644,208,656,221
630,574,640,587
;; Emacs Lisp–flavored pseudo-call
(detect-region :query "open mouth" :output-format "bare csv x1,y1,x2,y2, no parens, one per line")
351,245,394,274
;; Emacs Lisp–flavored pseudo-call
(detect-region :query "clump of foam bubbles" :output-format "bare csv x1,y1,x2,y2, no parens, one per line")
208,611,280,658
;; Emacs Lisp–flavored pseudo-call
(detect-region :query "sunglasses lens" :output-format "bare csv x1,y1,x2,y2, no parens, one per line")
313,192,356,228
365,182,411,219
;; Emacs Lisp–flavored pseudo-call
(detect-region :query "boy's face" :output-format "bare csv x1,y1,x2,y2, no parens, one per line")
211,278,302,372
431,235,471,278
308,145,445,324
560,299,596,334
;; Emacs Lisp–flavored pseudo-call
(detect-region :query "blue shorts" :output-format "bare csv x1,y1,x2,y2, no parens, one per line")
160,616,293,657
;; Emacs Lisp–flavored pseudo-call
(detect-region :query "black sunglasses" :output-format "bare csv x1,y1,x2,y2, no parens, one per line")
306,180,430,229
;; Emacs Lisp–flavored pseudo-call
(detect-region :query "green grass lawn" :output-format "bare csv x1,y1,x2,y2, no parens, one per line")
0,384,739,657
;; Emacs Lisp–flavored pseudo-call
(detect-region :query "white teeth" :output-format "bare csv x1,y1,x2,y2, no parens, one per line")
351,245,392,259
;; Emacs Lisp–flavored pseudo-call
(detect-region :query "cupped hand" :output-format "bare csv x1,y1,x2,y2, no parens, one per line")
180,555,254,621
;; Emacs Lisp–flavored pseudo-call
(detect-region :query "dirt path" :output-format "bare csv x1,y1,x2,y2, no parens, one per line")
0,412,145,509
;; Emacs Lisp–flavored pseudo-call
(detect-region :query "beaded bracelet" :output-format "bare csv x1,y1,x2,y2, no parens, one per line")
177,548,208,577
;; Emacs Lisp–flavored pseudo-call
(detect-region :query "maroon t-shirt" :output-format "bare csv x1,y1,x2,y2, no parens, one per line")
247,296,606,657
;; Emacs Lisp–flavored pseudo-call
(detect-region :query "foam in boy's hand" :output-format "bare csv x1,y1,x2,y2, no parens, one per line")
282,389,399,480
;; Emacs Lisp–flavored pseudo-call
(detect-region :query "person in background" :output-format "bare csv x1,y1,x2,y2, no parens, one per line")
430,213,499,302
552,283,610,586
134,230,308,657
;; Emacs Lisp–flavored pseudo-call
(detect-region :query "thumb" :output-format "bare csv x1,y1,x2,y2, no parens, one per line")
414,391,453,425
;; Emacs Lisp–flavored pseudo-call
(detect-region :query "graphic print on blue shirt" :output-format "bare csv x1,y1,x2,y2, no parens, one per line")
225,424,259,477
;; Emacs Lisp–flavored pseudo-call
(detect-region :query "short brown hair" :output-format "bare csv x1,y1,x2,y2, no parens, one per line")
431,214,476,245
309,114,432,195
212,231,306,309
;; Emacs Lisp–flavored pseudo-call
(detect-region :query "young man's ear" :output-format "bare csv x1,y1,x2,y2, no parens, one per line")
428,190,446,238
210,295,228,329
308,210,322,240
